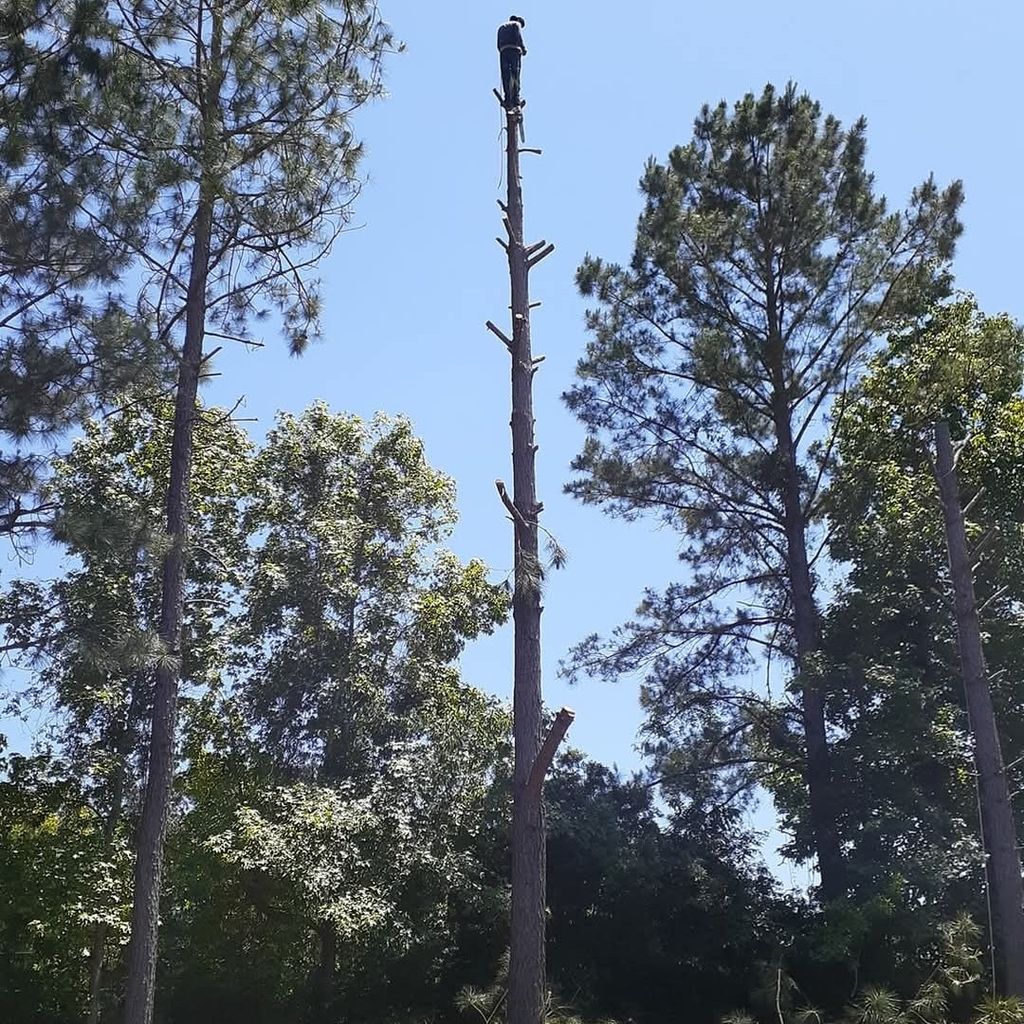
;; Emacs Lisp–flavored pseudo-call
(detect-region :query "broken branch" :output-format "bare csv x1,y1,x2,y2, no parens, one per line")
528,243,555,267
496,479,529,529
485,320,513,351
525,708,576,801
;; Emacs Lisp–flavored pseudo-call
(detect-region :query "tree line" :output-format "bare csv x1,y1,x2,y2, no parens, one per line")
1,4,1023,1023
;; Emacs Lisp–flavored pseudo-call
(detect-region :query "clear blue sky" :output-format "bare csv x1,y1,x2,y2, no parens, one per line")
6,0,1024,881
202,0,1023,770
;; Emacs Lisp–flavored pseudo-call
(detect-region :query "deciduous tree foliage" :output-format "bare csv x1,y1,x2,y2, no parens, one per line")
0,402,514,1022
237,405,508,783
823,299,1024,995
228,404,510,1018
544,753,776,1024
563,83,962,900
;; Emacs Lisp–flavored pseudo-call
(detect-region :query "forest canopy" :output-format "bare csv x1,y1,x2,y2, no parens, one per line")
1,5,1023,1024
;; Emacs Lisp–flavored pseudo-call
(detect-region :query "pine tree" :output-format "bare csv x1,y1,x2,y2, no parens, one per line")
0,0,167,538
563,83,962,900
28,4,399,1020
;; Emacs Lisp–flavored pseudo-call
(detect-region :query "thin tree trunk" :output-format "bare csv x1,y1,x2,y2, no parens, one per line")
934,420,1024,997
770,379,846,901
86,926,109,1024
312,920,337,1021
122,9,224,1018
121,188,213,1023
763,252,845,902
87,676,144,1024
780,451,846,902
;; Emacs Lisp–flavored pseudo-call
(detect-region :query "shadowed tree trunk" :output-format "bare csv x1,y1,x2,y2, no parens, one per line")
312,921,338,1021
934,419,1024,997
771,365,845,902
504,99,546,1024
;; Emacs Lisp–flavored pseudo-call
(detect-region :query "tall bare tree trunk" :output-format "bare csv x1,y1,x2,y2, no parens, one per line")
778,425,845,902
122,10,223,1019
934,420,1024,997
504,103,545,1024
487,94,569,1024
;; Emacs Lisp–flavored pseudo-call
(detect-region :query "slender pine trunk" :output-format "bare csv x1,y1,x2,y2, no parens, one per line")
87,676,144,1024
778,421,845,902
122,186,213,1024
767,357,845,901
122,9,223,1017
312,921,337,1022
763,252,845,902
934,420,1024,997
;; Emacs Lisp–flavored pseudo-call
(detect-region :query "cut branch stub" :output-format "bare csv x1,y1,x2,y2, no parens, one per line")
524,708,576,802
486,320,513,352
496,478,529,529
527,243,555,268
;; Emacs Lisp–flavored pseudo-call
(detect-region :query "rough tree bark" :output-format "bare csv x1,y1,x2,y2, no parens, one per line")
488,95,571,1024
122,184,214,1023
766,288,846,902
123,17,222,1019
934,420,1024,997
775,411,846,902
505,99,545,1024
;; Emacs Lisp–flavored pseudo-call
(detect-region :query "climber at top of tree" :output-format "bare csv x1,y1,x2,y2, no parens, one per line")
497,15,526,109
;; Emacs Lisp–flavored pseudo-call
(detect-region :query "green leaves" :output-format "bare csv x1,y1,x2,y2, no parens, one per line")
0,399,513,1017
816,298,1024,909
239,405,508,781
0,752,132,1022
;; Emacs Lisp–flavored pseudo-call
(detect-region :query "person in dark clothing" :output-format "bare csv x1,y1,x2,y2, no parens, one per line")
497,15,526,109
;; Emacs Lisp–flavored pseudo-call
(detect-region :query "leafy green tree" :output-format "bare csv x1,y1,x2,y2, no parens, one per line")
1,402,511,1022
1,401,252,1021
227,405,509,1017
563,82,962,899
0,751,132,1024
824,299,1024,994
160,684,511,1024
238,405,507,780
544,752,777,1024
